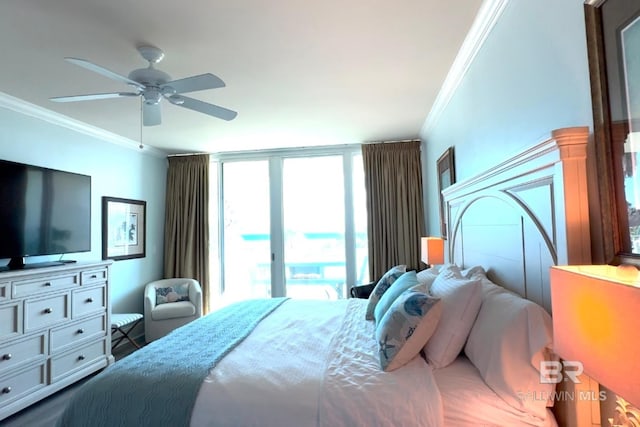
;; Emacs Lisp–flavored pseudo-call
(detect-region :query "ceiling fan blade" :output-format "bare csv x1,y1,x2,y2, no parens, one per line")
143,102,162,126
50,92,139,102
65,57,145,90
173,95,237,121
162,73,225,94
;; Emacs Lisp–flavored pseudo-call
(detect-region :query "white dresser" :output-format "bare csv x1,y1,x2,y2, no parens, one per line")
0,260,113,421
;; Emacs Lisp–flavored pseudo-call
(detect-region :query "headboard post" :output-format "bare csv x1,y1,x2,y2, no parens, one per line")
551,127,591,265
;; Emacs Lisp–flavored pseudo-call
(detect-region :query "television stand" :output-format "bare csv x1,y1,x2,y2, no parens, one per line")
7,256,25,269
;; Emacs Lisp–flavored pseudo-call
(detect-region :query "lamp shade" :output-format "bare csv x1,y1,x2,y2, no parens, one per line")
550,265,640,408
421,237,444,265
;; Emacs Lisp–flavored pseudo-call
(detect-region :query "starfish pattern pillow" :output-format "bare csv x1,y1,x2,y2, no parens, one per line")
375,288,442,371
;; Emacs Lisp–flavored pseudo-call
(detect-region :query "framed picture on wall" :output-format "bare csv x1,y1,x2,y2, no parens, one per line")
585,0,640,262
436,147,455,239
102,197,146,260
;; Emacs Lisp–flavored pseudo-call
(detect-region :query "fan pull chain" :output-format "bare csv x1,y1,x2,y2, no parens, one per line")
139,99,144,150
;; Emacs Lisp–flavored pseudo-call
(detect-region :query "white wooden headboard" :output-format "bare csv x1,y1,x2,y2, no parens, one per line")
442,127,593,427
441,127,590,313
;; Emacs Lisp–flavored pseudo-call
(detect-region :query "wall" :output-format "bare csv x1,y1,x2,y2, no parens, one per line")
0,105,167,317
419,1,626,423
421,0,594,238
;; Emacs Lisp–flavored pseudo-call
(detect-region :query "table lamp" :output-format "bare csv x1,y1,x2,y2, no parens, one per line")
421,237,444,267
550,264,640,426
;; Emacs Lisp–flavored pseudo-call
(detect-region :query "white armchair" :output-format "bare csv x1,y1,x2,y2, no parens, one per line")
144,278,203,343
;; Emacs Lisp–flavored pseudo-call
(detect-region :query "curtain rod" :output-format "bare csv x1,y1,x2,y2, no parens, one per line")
362,138,421,145
168,143,361,158
166,152,210,158
167,139,420,157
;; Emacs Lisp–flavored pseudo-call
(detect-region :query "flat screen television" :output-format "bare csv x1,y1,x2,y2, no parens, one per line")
0,159,91,270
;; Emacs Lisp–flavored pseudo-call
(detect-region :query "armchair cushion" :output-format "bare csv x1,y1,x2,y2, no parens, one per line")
151,301,197,321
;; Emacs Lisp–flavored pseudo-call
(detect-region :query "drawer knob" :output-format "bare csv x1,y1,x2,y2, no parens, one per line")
44,308,53,314
78,355,86,361
2,387,11,394
90,274,97,279
86,297,94,303
2,353,11,361
44,282,52,287
77,328,85,334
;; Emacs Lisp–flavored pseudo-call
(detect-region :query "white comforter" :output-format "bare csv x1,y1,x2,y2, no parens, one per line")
190,298,444,427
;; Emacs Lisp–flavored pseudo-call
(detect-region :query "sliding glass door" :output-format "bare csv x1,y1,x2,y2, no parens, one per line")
220,160,271,303
282,156,346,299
211,147,368,306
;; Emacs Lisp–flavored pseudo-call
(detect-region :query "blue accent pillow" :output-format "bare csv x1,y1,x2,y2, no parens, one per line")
155,283,190,305
365,265,406,320
373,270,419,325
376,288,442,371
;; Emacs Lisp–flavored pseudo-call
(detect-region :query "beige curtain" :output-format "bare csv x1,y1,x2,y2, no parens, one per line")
164,154,211,313
363,141,425,280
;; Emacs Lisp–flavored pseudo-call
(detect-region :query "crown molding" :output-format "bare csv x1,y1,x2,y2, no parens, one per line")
421,0,509,136
0,91,167,158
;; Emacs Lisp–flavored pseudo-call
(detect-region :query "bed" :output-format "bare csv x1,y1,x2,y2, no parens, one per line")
56,127,590,427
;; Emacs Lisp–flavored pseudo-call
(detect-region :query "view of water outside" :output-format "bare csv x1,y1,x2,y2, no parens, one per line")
210,153,368,308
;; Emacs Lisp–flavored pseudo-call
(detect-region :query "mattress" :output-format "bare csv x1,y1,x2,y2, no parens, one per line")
433,356,558,427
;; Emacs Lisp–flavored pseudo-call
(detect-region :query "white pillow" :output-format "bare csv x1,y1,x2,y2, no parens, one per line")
468,268,519,301
423,266,482,369
375,288,442,371
464,279,557,420
365,265,406,320
435,263,462,280
461,265,485,279
416,267,439,289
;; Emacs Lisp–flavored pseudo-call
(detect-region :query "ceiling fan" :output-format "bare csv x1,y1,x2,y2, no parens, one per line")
50,45,237,126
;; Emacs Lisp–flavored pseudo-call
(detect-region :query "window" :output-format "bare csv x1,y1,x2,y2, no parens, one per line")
209,146,368,308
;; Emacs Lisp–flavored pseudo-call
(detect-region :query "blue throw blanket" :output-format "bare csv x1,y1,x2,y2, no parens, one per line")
56,298,288,427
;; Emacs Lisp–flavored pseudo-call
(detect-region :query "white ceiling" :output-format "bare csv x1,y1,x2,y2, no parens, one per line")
0,0,484,155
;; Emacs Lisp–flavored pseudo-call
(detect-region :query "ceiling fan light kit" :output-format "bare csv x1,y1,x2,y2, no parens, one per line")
50,45,237,126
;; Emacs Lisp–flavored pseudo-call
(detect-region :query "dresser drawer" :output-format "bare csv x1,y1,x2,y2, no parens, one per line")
13,273,79,299
50,339,106,383
0,282,9,303
0,363,46,406
0,302,22,340
50,314,106,354
81,268,108,286
0,333,46,376
24,294,70,332
72,286,106,318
